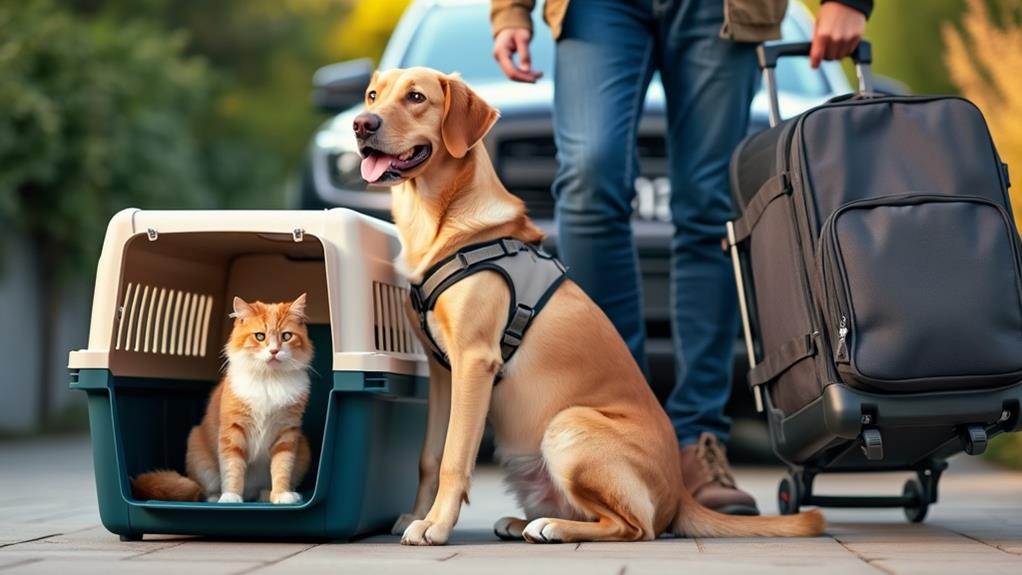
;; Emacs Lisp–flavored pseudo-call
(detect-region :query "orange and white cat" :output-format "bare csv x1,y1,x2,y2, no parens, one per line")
131,294,314,504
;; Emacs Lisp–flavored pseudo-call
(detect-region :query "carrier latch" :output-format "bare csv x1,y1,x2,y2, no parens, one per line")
292,228,305,242
146,228,158,241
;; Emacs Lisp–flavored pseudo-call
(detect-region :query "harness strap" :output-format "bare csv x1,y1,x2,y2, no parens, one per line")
409,238,564,377
417,238,524,302
747,332,816,389
729,172,790,246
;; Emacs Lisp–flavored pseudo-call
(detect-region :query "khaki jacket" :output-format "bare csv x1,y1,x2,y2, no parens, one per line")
490,0,788,43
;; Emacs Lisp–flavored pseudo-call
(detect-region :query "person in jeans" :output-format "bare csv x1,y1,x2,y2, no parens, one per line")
490,0,872,515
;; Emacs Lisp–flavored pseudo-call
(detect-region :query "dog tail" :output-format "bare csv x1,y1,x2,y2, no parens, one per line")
672,488,825,538
131,470,202,502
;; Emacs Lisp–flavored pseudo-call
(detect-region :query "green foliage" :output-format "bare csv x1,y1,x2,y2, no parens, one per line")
0,1,215,274
65,0,408,210
986,433,1022,470
0,0,408,274
865,0,965,94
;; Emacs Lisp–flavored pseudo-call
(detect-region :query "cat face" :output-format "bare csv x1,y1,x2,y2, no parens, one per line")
225,294,314,373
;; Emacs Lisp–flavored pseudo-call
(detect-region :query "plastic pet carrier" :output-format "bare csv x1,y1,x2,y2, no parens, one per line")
69,208,429,540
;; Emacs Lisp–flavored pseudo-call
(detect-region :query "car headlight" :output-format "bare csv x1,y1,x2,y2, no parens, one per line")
326,149,367,190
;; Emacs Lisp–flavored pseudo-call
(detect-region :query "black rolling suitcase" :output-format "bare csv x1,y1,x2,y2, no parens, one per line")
727,41,1022,522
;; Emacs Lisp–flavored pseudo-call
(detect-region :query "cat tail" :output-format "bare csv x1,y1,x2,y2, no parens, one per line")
131,470,203,502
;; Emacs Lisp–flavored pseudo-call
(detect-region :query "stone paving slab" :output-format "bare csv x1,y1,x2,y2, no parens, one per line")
0,435,1020,575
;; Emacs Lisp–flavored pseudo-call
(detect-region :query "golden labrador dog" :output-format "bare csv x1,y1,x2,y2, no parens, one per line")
354,67,824,545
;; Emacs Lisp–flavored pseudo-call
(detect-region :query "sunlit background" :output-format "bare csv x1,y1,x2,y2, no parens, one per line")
0,0,1019,465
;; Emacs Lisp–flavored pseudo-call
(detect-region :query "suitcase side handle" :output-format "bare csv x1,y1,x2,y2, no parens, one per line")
758,40,874,127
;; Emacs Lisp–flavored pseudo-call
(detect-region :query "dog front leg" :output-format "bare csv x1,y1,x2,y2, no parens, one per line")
392,359,451,534
401,347,497,545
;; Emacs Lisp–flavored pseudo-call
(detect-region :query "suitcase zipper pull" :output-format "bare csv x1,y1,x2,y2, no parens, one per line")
836,315,849,362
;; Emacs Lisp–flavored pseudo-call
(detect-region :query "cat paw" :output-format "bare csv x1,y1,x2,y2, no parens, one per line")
206,493,221,503
270,491,302,505
392,512,421,535
218,492,243,504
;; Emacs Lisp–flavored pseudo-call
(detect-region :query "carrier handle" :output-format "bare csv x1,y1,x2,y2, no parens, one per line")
758,40,874,127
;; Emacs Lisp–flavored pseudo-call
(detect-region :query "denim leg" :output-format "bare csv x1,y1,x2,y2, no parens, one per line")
552,0,657,375
654,0,759,446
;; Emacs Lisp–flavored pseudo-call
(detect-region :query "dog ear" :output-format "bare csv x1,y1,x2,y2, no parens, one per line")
440,75,500,159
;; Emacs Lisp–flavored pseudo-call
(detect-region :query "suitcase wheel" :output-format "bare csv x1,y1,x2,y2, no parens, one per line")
859,428,884,461
902,479,929,523
777,475,801,515
959,425,988,456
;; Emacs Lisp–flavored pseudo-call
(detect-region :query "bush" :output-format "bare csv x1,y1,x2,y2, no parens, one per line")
0,1,215,272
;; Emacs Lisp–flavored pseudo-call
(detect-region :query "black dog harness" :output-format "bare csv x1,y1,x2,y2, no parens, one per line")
409,238,567,374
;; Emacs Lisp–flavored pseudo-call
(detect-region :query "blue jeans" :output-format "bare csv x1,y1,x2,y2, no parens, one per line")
552,0,758,446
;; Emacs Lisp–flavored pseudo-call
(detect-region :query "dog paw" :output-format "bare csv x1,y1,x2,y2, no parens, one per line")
270,491,302,505
401,519,450,546
523,518,563,544
493,516,526,540
392,513,421,535
217,492,243,504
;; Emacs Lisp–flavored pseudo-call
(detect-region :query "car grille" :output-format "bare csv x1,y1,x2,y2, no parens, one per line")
495,135,669,220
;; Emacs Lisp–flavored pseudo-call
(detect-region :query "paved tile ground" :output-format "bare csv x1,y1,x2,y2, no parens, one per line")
1,435,1019,574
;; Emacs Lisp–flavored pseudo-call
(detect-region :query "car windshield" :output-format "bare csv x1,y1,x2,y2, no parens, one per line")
400,5,554,83
400,3,829,96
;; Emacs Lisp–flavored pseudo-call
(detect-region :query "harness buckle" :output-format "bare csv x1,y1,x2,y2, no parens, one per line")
506,304,534,339
500,238,520,255
502,333,523,348
409,285,424,311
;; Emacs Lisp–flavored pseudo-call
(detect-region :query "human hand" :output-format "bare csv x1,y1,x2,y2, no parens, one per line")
810,2,867,69
493,27,543,83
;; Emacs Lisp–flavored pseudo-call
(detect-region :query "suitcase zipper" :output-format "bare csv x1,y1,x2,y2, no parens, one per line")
836,315,849,363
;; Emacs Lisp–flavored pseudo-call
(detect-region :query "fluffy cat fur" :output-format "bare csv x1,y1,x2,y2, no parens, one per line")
130,294,314,504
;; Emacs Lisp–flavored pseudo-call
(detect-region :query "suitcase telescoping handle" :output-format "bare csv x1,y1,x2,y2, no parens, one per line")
758,40,874,127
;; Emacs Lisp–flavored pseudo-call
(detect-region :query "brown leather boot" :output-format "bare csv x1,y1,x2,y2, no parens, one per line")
679,432,760,516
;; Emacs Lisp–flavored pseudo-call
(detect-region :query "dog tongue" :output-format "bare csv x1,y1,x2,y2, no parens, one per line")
361,153,395,182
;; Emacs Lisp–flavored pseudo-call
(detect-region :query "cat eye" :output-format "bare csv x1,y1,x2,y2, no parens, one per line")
254,332,266,342
281,332,293,342
407,91,426,103
367,90,377,102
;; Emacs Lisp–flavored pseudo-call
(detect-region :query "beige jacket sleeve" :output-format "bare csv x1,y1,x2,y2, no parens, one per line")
490,0,535,37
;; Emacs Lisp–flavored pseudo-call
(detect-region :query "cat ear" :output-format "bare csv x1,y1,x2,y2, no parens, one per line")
288,293,308,321
231,296,254,320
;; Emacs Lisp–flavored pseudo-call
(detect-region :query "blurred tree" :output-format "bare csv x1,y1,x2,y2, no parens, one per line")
944,0,1022,469
805,0,964,93
864,0,965,94
66,0,408,209
944,0,1022,218
0,1,215,424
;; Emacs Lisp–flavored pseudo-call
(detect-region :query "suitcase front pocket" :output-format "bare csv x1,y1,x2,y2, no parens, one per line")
818,194,1022,393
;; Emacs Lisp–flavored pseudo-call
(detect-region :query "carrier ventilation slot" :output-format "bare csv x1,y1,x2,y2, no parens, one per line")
115,283,214,357
372,281,423,355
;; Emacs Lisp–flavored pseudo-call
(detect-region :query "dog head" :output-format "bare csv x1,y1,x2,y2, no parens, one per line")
354,67,500,186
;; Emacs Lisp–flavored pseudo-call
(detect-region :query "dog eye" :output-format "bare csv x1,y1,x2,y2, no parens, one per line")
254,332,266,342
281,332,292,342
407,91,426,103
367,90,377,102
